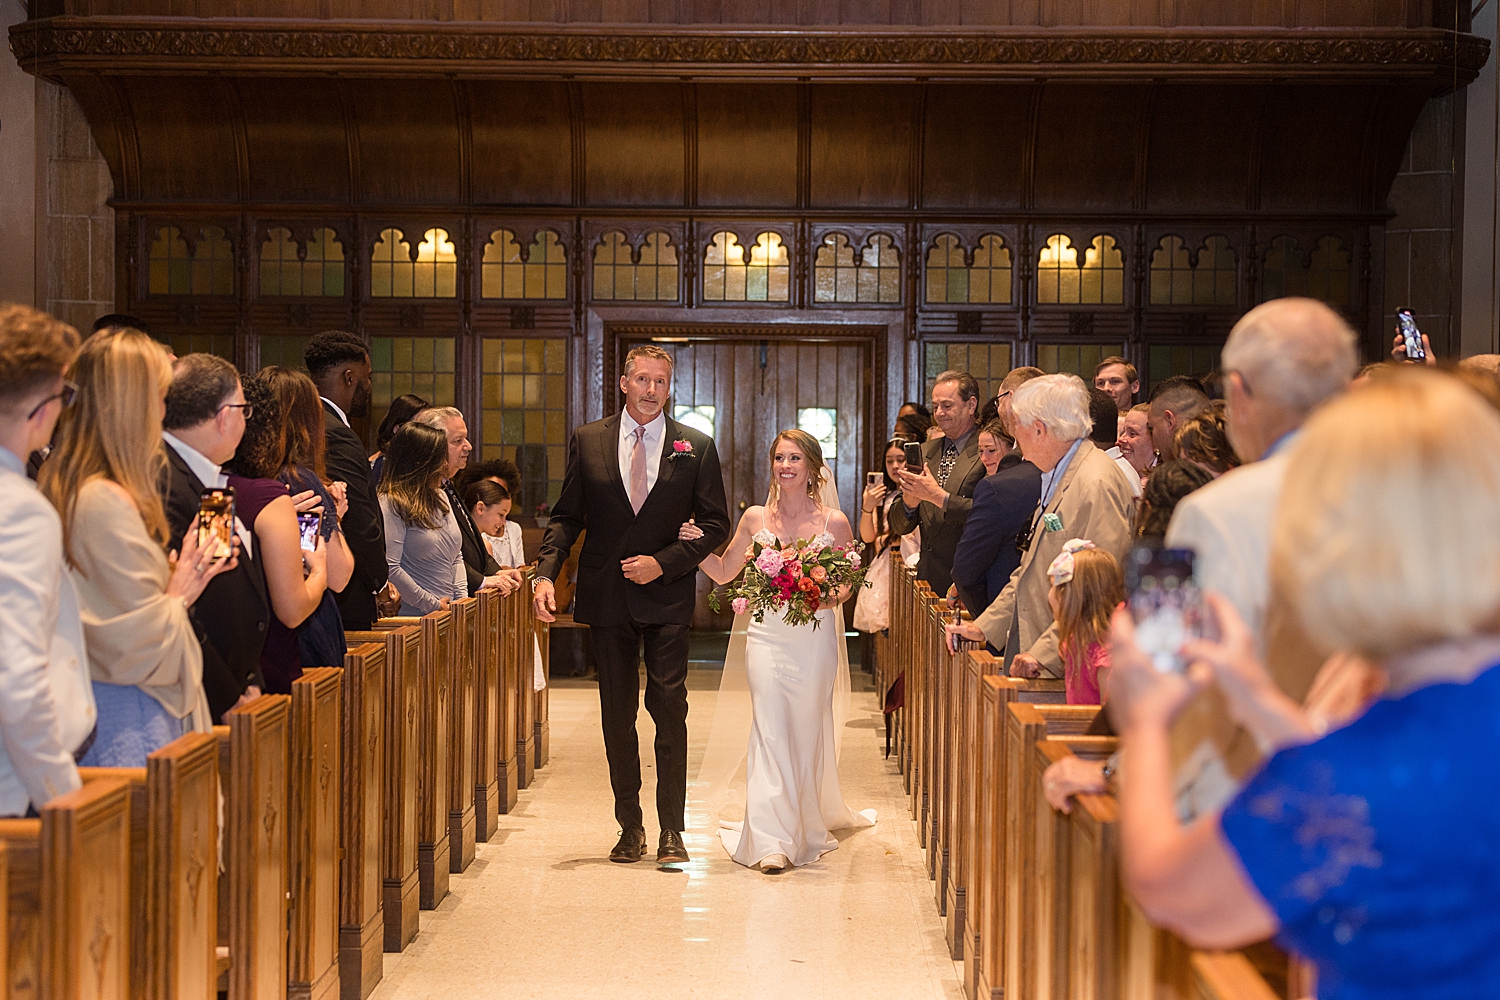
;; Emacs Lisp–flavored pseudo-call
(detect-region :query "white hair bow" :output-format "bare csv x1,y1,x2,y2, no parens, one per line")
1047,537,1096,587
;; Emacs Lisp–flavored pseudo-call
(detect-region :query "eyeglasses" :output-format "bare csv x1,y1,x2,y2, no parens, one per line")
219,402,254,419
27,379,77,420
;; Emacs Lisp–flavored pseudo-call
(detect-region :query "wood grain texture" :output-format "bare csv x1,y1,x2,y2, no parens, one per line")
42,777,133,1000
146,734,219,1000
446,598,478,874
472,591,503,841
338,644,385,1000
288,667,343,1000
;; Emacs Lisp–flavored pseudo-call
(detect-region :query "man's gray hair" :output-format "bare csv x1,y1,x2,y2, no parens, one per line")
933,369,980,403
1011,373,1092,442
1221,298,1357,417
412,406,465,431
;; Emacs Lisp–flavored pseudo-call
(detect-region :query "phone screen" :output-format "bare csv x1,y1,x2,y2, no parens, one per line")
1397,308,1426,361
1125,545,1203,674
297,511,323,553
197,488,235,560
903,441,924,471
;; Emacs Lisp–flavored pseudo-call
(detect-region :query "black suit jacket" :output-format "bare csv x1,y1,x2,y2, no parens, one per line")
445,481,500,595
323,401,387,631
536,414,731,627
888,431,986,591
950,453,1043,616
161,447,270,722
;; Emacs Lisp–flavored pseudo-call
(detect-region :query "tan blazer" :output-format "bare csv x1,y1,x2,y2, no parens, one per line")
974,439,1136,676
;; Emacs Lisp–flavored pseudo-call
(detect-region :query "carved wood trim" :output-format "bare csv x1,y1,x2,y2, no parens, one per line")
10,20,1488,85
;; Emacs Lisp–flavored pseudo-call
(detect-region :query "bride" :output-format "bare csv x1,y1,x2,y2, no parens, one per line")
681,429,876,874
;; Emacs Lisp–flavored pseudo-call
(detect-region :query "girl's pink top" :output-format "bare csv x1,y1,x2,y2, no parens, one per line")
1062,639,1109,705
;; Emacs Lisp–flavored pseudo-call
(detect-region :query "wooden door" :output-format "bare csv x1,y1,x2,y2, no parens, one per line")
620,333,872,626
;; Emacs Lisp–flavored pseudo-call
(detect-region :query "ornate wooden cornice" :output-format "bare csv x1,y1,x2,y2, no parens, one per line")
9,17,1489,85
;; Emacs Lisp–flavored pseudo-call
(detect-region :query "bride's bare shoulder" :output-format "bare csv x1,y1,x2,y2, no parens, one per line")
740,505,767,527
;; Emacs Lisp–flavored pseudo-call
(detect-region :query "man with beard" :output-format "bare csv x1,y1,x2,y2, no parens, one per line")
305,331,388,631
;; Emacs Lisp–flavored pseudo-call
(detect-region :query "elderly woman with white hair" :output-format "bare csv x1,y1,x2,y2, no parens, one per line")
946,373,1136,677
1107,368,1500,999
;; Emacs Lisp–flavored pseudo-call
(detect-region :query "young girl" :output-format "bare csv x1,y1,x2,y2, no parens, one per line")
1045,538,1125,705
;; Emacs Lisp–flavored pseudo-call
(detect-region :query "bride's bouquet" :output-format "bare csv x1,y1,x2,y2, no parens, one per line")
708,529,869,630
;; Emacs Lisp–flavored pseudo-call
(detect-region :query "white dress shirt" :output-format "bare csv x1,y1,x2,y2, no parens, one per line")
320,396,350,427
0,446,91,816
618,410,666,498
1104,445,1144,498
163,433,253,557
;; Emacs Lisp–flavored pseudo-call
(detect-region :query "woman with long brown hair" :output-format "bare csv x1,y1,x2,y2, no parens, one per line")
378,421,465,615
40,330,232,766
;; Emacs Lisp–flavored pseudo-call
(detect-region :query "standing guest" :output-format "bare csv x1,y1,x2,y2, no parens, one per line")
1174,404,1239,478
895,400,930,424
1134,460,1214,542
893,411,932,445
161,353,270,720
224,375,330,693
262,366,355,668
1091,387,1143,498
944,375,1136,677
889,370,986,592
1147,376,1210,460
379,422,466,615
1116,403,1156,483
950,418,1041,619
1045,540,1124,705
370,392,428,484
91,313,151,336
1093,356,1140,414
1109,369,1500,999
0,304,94,814
305,331,387,630
852,437,922,633
40,331,230,767
411,406,500,596
975,418,1012,477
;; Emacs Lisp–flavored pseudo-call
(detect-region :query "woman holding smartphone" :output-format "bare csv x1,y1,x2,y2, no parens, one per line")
225,373,329,694
852,437,920,633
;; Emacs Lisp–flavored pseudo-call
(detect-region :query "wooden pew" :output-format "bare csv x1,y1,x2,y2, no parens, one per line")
288,667,343,1000
495,591,521,814
512,587,537,791
535,617,550,770
0,778,131,1000
914,582,937,852
339,643,386,1000
75,766,147,999
447,597,479,874
218,693,291,1000
473,590,503,842
345,626,420,952
952,648,1001,977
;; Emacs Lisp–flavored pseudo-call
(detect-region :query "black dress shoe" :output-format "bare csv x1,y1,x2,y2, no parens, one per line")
657,829,690,865
609,826,647,863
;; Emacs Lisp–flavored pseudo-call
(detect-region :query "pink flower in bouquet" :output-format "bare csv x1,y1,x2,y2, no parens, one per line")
786,559,802,580
780,547,798,564
731,596,749,615
847,549,862,570
809,564,828,583
755,548,784,575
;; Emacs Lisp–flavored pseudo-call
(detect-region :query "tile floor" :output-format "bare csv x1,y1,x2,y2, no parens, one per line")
370,671,964,1000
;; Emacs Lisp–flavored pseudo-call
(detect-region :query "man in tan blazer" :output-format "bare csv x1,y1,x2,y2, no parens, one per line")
948,374,1136,677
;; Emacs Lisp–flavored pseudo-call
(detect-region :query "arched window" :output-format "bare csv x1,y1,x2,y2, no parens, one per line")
482,229,568,300
924,234,1011,305
1037,343,1125,378
703,231,790,302
259,227,345,297
148,225,233,296
1037,234,1124,305
814,233,901,304
371,227,457,298
1307,236,1351,307
1149,235,1236,306
592,231,678,301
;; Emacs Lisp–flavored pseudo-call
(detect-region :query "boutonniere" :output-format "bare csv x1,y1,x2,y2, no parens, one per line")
668,439,695,461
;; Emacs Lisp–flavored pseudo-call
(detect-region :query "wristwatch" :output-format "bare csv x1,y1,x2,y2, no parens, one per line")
1100,751,1120,789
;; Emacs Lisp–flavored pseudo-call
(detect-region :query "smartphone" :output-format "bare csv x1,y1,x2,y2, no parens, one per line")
196,488,235,560
1124,545,1204,674
902,441,925,471
296,510,323,553
866,471,882,487
1397,308,1426,362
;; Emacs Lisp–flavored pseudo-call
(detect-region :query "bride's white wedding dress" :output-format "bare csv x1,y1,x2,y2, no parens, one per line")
714,519,877,869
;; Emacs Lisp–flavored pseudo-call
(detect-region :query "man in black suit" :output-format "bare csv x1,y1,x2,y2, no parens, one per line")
534,345,730,866
305,331,388,632
890,369,987,592
160,354,270,722
411,406,502,595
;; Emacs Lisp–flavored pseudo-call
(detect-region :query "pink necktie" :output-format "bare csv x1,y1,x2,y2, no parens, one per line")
629,426,648,513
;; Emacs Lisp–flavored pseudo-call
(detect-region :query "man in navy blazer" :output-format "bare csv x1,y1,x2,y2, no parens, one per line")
950,451,1042,617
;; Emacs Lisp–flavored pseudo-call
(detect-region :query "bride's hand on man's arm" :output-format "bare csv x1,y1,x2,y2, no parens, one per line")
678,518,704,541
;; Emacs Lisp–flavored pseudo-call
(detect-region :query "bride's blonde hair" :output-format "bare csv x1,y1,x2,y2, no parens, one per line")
767,429,828,505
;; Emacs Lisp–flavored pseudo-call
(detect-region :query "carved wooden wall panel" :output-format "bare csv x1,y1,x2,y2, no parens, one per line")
241,79,353,204
1032,84,1150,211
468,81,574,206
584,82,687,206
920,84,1030,210
696,83,800,208
355,80,463,205
810,84,917,208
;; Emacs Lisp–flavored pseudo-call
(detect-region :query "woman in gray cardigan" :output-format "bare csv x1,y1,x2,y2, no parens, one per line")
378,421,465,616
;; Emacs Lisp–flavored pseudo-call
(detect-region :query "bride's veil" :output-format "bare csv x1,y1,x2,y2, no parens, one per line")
690,472,855,828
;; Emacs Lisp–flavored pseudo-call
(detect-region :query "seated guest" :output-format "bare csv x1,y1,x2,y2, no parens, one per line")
411,406,499,596
1173,403,1239,478
369,391,428,484
945,374,1136,677
39,330,230,767
263,366,355,668
1116,402,1156,484
379,423,466,615
1146,376,1210,460
0,304,93,814
950,418,1040,618
1108,369,1500,997
161,353,270,720
1091,387,1143,498
1135,460,1214,542
463,480,524,595
224,375,329,693
1044,540,1123,705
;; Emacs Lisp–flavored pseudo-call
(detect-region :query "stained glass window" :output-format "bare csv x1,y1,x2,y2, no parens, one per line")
923,342,1013,404
1149,236,1236,306
814,234,900,304
371,228,457,298
259,334,310,372
1307,236,1351,308
259,227,345,297
148,225,233,296
924,234,1011,304
481,337,568,512
1037,343,1124,378
482,229,568,300
703,231,790,302
155,333,235,361
593,231,678,301
1260,236,1306,302
369,336,456,413
1037,234,1124,305
1149,344,1221,386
